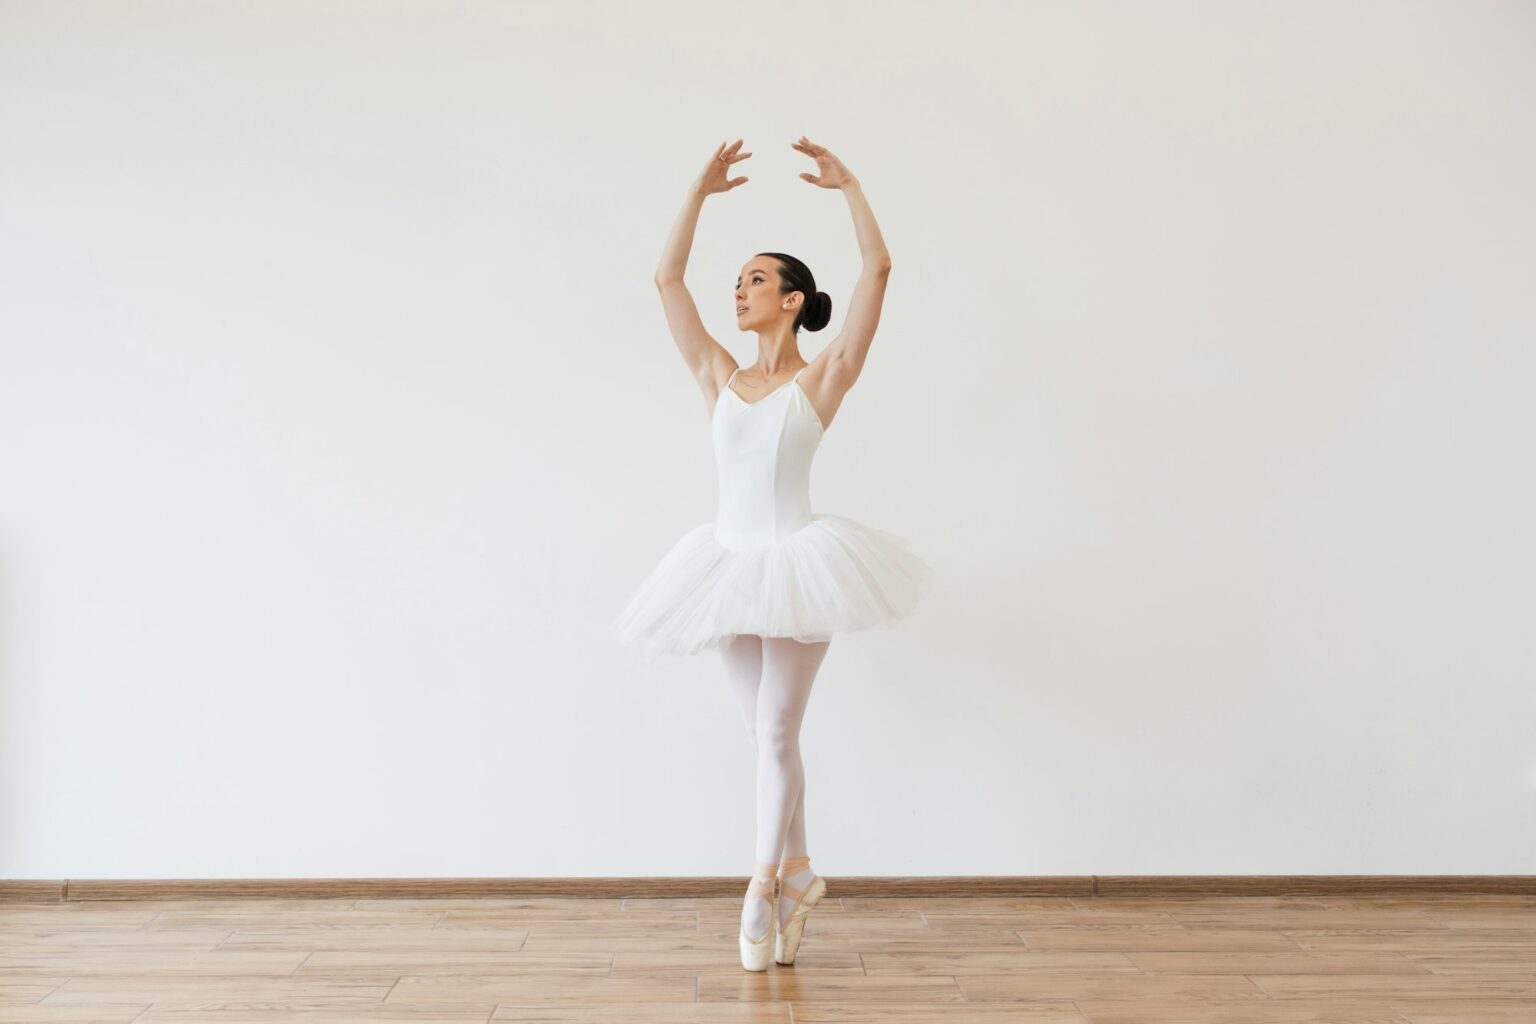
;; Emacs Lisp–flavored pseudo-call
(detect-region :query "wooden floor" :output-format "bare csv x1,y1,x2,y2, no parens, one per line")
1,893,1533,1022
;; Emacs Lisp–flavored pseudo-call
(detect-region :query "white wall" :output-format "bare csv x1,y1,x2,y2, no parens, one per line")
2,1,1532,879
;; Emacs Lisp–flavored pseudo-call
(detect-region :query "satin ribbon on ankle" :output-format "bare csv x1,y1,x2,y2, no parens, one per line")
748,859,778,902
778,854,812,877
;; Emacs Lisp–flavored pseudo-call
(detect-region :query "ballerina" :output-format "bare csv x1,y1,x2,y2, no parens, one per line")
611,136,935,970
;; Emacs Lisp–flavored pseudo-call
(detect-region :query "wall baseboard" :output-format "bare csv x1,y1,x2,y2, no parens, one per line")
4,875,1534,901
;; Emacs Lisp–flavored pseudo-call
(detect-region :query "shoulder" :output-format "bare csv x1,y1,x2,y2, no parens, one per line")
797,345,855,398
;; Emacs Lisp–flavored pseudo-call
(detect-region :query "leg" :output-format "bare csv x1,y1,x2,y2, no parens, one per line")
782,777,807,859
723,633,808,860
721,633,764,740
758,636,832,961
754,635,831,864
721,634,776,945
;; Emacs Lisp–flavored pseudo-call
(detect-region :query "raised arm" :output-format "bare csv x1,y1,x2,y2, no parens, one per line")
653,140,752,404
793,137,892,389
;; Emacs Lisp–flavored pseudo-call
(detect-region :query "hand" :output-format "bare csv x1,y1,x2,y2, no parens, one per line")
693,139,751,196
793,136,856,189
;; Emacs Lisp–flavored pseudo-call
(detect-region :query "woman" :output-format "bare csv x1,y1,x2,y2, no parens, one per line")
610,137,935,971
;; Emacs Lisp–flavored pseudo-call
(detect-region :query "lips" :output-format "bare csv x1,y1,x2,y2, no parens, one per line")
736,307,748,314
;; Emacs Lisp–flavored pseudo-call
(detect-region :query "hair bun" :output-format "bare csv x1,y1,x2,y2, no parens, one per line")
803,290,833,332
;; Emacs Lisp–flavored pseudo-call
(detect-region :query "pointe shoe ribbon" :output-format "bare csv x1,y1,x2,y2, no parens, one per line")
774,854,827,965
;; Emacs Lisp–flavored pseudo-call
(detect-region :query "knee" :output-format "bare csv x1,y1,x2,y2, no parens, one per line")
754,720,798,759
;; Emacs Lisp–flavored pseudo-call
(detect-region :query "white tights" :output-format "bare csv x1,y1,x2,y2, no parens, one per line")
721,633,832,935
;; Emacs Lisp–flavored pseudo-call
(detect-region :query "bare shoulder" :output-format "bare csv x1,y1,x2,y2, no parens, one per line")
798,339,858,401
700,353,742,414
796,340,859,433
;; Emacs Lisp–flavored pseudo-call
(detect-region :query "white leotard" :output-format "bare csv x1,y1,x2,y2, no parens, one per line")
712,365,822,550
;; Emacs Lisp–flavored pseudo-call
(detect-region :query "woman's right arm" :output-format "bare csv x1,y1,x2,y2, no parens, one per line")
653,141,751,403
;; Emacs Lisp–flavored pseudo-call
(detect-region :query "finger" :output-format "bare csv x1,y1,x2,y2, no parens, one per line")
799,172,819,184
729,176,747,188
730,151,751,161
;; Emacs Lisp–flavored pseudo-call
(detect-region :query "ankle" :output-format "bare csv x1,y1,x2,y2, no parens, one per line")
778,854,812,878
746,859,777,900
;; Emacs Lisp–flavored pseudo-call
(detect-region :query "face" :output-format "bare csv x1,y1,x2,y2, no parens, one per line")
735,259,795,329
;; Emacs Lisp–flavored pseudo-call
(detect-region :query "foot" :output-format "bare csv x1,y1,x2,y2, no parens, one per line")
739,859,778,972
777,857,816,927
774,853,826,965
741,874,774,944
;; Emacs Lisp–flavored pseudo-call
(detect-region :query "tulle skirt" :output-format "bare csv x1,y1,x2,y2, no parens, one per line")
611,512,935,661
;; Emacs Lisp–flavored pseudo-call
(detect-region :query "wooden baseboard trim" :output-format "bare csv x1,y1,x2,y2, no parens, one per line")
3,875,1533,902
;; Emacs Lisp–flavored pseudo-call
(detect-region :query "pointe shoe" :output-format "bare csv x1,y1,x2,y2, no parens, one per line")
774,854,827,965
739,859,778,971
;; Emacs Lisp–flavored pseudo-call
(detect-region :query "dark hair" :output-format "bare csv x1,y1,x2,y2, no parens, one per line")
755,251,833,333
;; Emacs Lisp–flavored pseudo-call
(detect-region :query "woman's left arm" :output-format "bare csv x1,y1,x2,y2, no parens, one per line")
833,180,892,380
793,137,891,385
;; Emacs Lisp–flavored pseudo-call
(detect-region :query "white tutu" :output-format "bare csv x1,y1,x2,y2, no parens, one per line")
611,512,935,661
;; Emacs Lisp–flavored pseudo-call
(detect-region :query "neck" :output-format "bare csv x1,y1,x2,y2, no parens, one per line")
752,331,802,374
